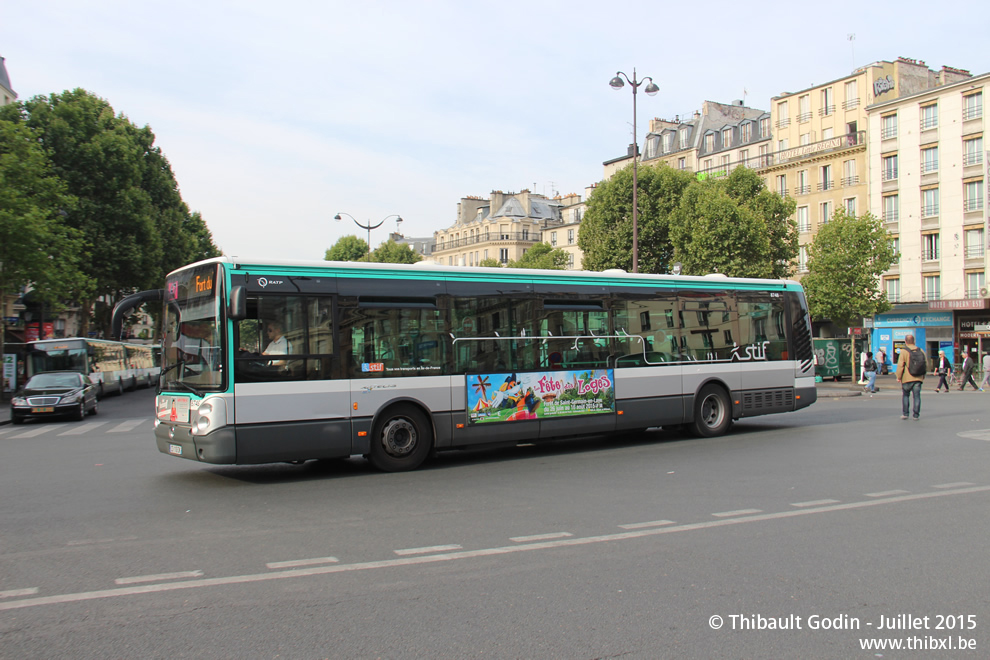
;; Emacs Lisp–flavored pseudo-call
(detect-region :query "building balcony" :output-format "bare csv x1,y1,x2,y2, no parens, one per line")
962,105,983,121
818,105,836,117
843,98,860,110
841,175,860,187
432,230,547,252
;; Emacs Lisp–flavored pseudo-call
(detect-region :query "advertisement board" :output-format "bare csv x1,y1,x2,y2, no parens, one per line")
467,369,615,424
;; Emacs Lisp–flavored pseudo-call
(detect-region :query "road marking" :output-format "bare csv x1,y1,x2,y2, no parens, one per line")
0,588,39,598
790,499,841,508
115,570,204,585
394,544,463,556
67,536,138,546
2,485,989,612
10,425,58,438
108,419,146,433
266,557,339,569
59,422,109,435
865,490,910,497
509,532,573,543
712,508,763,518
958,429,990,441
618,520,676,530
932,482,975,489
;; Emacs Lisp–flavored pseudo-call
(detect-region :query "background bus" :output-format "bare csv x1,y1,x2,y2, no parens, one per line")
26,338,159,397
113,257,817,472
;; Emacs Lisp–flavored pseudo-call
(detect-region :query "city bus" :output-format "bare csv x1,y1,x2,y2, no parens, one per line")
111,257,817,472
26,338,159,397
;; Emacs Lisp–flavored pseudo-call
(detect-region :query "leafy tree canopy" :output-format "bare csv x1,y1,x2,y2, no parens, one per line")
801,209,895,327
507,242,569,270
372,240,422,264
478,258,502,268
325,235,369,262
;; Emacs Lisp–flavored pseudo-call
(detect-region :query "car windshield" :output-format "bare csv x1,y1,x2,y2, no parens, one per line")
162,263,224,392
28,373,81,389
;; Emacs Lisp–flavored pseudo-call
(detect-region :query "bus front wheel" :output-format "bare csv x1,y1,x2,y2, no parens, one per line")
690,385,731,438
368,406,432,472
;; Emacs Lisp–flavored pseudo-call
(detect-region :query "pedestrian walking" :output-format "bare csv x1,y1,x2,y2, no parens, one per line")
895,334,925,420
980,352,990,391
934,350,952,393
863,351,878,393
959,352,982,391
877,348,887,375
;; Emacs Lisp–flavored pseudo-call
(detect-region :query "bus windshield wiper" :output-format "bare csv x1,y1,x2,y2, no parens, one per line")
160,359,185,378
169,380,204,397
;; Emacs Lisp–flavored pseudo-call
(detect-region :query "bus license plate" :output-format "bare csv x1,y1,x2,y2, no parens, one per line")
168,444,183,456
32,407,54,413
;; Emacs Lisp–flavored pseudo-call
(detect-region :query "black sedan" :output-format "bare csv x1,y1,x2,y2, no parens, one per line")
11,372,99,424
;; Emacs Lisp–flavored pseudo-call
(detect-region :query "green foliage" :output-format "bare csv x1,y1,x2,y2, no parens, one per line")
579,163,694,273
670,167,797,278
507,242,569,270
372,239,422,264
326,235,369,261
801,210,895,327
478,258,502,268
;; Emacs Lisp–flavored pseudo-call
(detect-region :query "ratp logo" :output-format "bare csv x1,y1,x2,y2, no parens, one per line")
256,277,284,288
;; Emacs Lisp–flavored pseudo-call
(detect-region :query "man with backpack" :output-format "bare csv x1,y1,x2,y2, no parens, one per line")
895,335,926,420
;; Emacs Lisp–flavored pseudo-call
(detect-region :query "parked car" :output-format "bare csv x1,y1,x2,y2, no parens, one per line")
10,371,99,424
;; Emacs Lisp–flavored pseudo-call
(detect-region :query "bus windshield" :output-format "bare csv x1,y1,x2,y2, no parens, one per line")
162,263,224,392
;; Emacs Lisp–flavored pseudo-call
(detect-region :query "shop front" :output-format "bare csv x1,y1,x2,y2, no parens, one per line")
956,308,990,368
872,309,954,372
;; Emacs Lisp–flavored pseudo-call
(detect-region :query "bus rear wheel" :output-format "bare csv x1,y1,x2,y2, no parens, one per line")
368,406,432,472
690,385,731,438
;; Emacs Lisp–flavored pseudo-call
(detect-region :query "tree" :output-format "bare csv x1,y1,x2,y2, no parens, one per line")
372,239,422,264
579,163,694,273
801,209,895,327
325,235,369,262
669,167,798,278
507,242,569,270
478,258,502,268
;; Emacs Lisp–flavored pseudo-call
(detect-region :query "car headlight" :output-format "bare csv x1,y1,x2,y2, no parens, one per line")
11,396,26,406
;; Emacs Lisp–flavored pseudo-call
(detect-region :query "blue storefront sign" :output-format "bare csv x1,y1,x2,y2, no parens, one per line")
870,312,954,367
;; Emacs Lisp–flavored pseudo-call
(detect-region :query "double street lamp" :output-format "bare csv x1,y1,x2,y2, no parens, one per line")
609,68,659,273
334,212,403,262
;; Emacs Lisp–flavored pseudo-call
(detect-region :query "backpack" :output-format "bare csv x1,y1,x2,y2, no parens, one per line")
907,348,927,377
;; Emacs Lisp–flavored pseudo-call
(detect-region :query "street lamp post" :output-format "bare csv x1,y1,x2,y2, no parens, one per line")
609,68,659,273
334,212,403,262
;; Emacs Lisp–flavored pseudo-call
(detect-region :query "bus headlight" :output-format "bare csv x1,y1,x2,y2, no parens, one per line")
190,397,227,436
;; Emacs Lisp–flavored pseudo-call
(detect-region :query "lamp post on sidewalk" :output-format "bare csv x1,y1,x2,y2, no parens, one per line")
334,212,403,262
609,68,659,273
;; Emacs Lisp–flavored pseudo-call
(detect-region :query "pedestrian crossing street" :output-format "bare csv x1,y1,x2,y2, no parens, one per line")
0,418,150,438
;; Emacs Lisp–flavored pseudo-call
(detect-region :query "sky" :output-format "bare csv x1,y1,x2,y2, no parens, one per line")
3,1,990,261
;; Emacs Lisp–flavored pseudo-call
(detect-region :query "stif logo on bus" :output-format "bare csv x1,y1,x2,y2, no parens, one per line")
362,363,384,372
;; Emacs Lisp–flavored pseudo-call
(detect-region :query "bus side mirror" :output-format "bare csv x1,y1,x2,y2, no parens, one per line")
229,285,246,320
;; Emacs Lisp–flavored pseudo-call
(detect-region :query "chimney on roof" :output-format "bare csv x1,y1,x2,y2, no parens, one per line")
733,99,744,106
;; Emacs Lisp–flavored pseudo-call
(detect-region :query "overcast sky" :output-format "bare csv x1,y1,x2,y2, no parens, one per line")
4,1,989,261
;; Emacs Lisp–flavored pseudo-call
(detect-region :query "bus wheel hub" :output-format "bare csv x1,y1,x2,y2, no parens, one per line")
381,418,417,457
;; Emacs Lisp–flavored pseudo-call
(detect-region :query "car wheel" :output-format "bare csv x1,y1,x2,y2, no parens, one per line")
89,399,99,416
75,402,86,421
368,405,432,472
690,384,732,438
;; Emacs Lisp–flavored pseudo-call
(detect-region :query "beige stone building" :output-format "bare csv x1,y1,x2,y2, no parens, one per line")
431,190,584,268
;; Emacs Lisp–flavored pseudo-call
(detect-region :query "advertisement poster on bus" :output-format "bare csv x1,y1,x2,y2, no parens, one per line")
467,369,615,424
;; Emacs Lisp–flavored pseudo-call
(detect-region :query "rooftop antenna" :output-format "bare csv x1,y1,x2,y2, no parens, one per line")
847,33,856,70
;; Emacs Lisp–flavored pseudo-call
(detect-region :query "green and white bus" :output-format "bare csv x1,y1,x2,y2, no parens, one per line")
26,337,159,397
112,257,817,472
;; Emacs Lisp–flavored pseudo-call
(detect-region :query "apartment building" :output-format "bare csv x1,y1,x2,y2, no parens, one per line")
867,69,989,361
431,190,582,267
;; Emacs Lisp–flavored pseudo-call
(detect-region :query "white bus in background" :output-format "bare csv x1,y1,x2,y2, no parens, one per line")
26,338,159,397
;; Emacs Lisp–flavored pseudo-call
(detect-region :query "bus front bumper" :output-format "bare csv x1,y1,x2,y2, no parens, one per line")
155,422,237,463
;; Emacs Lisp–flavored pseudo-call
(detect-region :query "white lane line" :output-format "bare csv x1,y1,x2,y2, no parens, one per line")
932,482,976,489
0,588,39,598
618,520,676,530
394,544,463,556
66,536,138,547
114,570,204,586
10,425,58,438
958,429,990,441
790,499,841,508
865,490,910,498
4,484,989,612
108,419,146,433
0,428,15,436
58,422,109,436
266,557,339,569
509,532,573,543
712,508,762,518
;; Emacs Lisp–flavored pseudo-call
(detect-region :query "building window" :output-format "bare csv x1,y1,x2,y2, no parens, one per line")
965,228,985,258
797,206,810,232
882,194,899,223
844,197,857,215
705,133,715,152
819,164,833,191
740,122,752,142
921,146,939,173
798,246,808,272
890,236,900,261
776,175,787,197
882,154,898,181
798,95,811,123
820,200,833,225
777,138,789,152
922,188,940,217
800,132,811,146
963,92,983,121
777,101,790,128
679,128,688,148
796,170,810,195
722,128,732,148
885,278,900,303
499,248,509,264
822,127,833,140
966,272,986,299
550,231,557,246
964,137,983,166
841,159,858,186
759,144,770,167
759,117,770,138
662,133,673,152
721,155,730,170
677,157,686,170
920,103,938,130
964,180,984,212
567,229,574,245
923,275,941,302
820,87,834,116
567,253,575,269
645,136,658,159
739,149,749,166
922,233,940,261
844,80,859,109
881,113,898,139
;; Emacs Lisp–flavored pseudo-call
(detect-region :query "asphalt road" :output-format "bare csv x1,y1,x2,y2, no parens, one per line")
1,386,989,659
